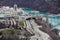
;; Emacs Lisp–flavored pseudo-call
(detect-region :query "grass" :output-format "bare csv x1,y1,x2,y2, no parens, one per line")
20,38,27,40
0,29,20,35
19,21,24,27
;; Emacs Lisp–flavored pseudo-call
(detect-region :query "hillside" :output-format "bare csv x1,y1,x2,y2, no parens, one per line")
0,0,60,14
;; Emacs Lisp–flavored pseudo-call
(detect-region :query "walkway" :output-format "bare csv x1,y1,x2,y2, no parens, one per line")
25,19,52,40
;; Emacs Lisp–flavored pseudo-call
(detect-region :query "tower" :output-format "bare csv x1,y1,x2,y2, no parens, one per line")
14,4,17,11
14,4,18,15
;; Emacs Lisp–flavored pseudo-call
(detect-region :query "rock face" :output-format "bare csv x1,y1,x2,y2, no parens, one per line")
0,0,60,14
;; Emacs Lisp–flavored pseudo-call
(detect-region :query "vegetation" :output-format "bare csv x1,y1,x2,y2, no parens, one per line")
0,29,21,40
20,38,27,40
19,21,24,27
0,29,20,35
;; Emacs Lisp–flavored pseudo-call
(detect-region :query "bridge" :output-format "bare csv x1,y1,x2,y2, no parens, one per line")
20,15,48,21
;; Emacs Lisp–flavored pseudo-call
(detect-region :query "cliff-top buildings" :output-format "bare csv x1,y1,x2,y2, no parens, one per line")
0,4,22,28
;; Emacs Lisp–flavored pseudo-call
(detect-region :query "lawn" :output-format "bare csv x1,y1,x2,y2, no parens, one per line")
0,29,20,35
19,21,24,27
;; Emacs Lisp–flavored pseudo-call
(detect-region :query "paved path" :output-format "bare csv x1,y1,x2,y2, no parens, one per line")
25,19,52,40
0,28,10,31
30,19,51,40
25,20,34,34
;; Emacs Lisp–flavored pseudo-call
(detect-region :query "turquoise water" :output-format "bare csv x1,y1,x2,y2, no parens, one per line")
22,8,60,30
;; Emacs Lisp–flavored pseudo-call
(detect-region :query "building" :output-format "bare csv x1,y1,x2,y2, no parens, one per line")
0,5,21,28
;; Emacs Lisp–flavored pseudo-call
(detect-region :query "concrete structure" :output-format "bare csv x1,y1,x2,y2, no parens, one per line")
0,4,21,27
24,17,51,40
14,4,18,11
0,17,17,26
30,35,42,40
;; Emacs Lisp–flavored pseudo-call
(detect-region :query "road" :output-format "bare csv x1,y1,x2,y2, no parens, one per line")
25,20,34,34
25,19,52,40
0,28,11,31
